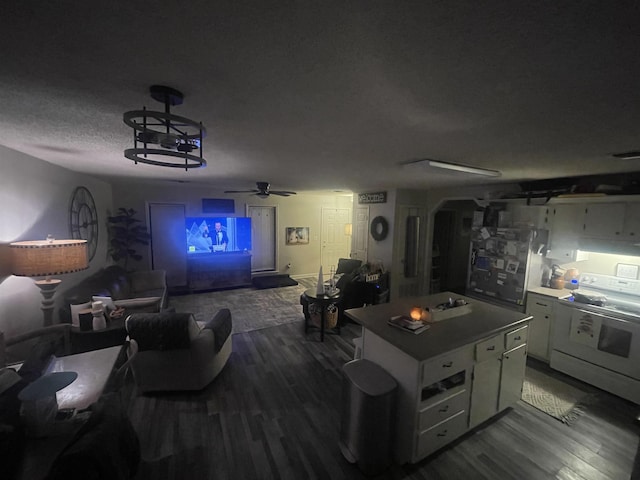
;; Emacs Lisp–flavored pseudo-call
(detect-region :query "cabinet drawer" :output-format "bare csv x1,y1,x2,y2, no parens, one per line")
422,345,474,387
527,292,554,310
419,388,469,431
416,410,468,460
475,334,504,362
505,325,528,350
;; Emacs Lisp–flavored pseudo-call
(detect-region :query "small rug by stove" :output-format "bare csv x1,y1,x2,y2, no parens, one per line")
252,274,298,289
521,367,591,424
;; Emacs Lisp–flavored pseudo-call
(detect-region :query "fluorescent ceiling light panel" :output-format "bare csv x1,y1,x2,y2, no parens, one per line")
405,159,501,177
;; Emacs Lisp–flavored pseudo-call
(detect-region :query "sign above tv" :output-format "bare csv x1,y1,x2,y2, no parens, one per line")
358,191,387,204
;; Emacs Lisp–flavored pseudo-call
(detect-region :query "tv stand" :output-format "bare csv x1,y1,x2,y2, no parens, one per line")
187,252,252,291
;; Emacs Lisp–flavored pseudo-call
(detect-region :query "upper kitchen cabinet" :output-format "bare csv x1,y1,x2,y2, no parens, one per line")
546,198,640,256
547,204,584,260
622,203,640,239
582,203,626,239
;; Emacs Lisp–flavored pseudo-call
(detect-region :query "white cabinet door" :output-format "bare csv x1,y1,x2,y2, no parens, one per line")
525,294,554,362
469,357,501,428
622,203,640,240
498,344,528,411
583,203,625,239
547,204,583,260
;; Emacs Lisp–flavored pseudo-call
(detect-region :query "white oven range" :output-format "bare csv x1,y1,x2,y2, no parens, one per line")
551,273,640,404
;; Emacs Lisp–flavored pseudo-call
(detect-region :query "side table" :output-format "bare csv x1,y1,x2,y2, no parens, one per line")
303,288,341,342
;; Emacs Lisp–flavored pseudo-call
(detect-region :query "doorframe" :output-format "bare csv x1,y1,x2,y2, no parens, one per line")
426,196,484,294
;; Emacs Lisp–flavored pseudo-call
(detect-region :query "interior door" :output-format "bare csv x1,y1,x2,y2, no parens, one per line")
148,203,187,287
321,207,351,270
247,205,276,271
352,206,369,261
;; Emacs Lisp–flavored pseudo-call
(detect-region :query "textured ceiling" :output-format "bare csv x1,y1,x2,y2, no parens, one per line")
1,1,639,194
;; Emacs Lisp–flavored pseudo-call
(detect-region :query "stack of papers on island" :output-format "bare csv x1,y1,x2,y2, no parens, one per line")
388,315,430,334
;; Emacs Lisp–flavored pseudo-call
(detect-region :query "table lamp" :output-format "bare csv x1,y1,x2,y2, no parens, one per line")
10,237,89,326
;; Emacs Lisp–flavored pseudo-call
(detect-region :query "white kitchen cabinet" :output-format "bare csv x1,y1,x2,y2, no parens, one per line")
498,344,528,410
583,203,625,239
469,353,501,428
547,204,584,260
525,293,555,362
469,327,528,428
622,202,640,239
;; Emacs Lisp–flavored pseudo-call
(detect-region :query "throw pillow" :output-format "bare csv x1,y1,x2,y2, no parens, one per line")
125,313,194,351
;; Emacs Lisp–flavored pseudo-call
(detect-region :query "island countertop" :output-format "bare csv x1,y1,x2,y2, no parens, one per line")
345,291,532,362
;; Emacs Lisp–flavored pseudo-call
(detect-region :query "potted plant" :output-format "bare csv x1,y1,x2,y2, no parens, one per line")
107,208,150,271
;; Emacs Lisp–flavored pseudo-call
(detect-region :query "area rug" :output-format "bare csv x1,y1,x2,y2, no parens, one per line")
252,274,298,289
521,366,591,424
168,276,317,334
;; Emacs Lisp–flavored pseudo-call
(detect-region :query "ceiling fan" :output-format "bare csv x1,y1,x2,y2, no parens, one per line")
224,181,297,198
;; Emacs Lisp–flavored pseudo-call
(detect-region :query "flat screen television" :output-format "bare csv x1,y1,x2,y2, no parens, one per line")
186,217,252,254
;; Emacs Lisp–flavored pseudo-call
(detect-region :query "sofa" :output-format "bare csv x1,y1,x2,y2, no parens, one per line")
58,265,168,353
125,310,232,393
300,259,390,326
61,265,168,323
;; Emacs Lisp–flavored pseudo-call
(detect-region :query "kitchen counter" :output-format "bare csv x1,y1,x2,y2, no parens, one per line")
528,286,573,299
345,291,531,362
346,291,532,464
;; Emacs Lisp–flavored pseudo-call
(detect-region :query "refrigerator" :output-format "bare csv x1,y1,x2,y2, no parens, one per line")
466,226,543,311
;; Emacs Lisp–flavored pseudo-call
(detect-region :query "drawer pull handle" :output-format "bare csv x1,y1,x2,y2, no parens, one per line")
439,406,449,413
535,302,547,306
514,336,521,341
442,361,453,368
486,346,495,351
437,430,448,437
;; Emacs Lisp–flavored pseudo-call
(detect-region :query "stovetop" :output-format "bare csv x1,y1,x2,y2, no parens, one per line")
563,272,640,318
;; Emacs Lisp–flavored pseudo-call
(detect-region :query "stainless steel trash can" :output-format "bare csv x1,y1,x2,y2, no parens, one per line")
339,359,397,476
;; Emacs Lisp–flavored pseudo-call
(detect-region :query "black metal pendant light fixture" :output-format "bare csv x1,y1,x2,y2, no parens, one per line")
123,85,207,170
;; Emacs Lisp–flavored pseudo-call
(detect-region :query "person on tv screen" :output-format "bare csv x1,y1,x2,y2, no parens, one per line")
212,221,229,252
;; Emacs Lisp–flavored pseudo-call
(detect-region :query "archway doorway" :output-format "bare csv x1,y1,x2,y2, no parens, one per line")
431,200,478,294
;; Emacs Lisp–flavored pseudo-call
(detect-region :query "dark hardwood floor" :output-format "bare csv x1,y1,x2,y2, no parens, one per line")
126,321,640,479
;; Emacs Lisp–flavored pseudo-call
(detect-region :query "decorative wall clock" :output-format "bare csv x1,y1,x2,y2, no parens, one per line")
69,186,98,261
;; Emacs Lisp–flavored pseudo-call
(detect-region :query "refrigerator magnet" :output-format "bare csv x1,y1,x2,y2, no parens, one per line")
505,260,519,274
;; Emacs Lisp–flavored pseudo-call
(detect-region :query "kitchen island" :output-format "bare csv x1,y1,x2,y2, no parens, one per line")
345,291,531,464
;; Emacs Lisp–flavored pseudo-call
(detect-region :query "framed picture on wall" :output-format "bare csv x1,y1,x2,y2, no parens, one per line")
286,227,309,245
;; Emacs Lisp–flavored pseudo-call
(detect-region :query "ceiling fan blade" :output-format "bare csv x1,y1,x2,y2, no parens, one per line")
270,191,296,196
224,189,260,193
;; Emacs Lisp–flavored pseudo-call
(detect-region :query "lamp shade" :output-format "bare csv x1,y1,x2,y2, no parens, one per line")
10,239,89,277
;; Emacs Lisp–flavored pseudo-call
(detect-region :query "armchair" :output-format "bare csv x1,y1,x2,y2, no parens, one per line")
300,259,390,326
125,310,232,393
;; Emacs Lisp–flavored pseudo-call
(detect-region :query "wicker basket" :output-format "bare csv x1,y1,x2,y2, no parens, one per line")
309,303,321,328
325,303,338,329
309,302,339,329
